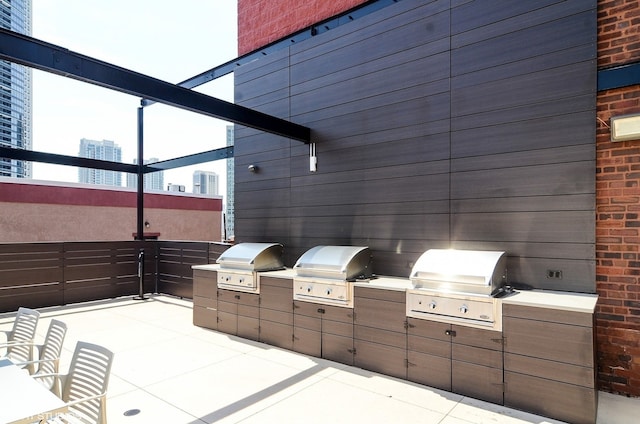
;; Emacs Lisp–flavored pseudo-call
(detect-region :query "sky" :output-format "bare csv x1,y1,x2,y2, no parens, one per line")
30,0,238,195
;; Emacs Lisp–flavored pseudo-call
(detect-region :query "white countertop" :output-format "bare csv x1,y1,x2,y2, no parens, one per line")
501,289,598,313
192,265,598,313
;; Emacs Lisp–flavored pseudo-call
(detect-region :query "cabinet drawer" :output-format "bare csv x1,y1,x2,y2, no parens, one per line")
323,319,353,338
503,303,592,327
355,325,406,349
453,361,503,404
407,350,451,390
323,305,354,323
293,300,322,317
354,339,407,380
504,352,595,388
407,318,450,341
237,316,259,341
504,317,593,367
261,276,293,289
218,289,260,307
217,300,237,315
193,305,217,330
193,271,217,298
238,304,259,319
505,371,597,424
293,327,321,357
261,308,293,326
295,313,321,332
193,295,216,309
408,335,450,359
261,320,293,350
355,286,405,303
262,286,293,311
452,344,503,369
354,297,406,333
323,333,354,365
453,325,502,351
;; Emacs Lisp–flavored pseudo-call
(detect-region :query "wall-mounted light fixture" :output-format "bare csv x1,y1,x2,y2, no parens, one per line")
144,220,150,228
248,164,258,173
611,113,640,142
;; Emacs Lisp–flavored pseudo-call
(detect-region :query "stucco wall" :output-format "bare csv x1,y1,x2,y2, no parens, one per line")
0,179,223,242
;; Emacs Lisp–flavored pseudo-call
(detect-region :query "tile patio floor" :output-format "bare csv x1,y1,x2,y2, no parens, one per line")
1,294,637,424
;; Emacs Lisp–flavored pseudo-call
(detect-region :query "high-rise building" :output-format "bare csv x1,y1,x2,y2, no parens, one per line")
193,170,219,196
0,0,32,178
225,125,235,240
126,158,164,191
78,138,122,186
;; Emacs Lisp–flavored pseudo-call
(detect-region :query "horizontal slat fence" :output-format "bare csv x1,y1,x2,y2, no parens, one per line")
0,241,230,313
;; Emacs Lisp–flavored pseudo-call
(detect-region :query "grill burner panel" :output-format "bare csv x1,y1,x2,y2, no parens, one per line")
293,245,372,308
407,249,508,330
216,243,284,293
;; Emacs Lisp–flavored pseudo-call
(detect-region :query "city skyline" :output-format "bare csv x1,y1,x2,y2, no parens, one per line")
28,0,237,194
0,0,32,179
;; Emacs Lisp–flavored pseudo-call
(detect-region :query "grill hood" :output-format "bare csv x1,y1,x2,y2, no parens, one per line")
410,249,507,296
293,245,372,281
217,243,285,272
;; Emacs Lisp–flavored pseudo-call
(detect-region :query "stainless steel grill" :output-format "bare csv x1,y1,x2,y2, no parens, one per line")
216,243,285,293
293,245,372,308
406,249,509,330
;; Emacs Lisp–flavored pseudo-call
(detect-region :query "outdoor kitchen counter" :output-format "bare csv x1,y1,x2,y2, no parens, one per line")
354,276,413,291
501,289,598,313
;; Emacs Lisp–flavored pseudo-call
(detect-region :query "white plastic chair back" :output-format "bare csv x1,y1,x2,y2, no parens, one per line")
5,307,40,363
33,319,67,393
61,341,114,424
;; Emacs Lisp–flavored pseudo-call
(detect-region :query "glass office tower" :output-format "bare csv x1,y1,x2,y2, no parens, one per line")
0,0,32,178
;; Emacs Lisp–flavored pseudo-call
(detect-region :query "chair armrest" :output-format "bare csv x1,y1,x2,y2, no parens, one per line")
0,339,37,348
64,391,107,407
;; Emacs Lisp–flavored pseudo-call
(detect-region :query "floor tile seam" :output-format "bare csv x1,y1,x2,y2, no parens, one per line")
323,370,464,417
111,351,253,389
213,370,339,424
107,383,205,423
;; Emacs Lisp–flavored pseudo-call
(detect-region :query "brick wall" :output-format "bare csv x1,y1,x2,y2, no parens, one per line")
597,0,640,396
237,0,367,54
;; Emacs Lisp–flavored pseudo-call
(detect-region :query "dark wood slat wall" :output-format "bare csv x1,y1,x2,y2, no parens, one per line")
0,241,229,312
234,0,597,292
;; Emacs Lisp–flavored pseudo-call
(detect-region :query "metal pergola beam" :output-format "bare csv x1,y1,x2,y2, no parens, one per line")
0,146,139,173
146,147,234,172
0,28,311,143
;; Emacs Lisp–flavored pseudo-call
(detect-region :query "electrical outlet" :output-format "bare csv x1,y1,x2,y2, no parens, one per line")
546,270,563,279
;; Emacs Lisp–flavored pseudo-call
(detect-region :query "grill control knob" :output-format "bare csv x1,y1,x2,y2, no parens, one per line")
307,286,313,293
326,288,332,295
459,305,468,314
429,301,437,309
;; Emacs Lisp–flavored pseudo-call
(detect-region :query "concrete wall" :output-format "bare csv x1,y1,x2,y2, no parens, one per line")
0,178,223,242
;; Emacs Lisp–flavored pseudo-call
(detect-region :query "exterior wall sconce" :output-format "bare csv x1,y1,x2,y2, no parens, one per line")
248,164,258,173
611,113,640,142
144,220,150,228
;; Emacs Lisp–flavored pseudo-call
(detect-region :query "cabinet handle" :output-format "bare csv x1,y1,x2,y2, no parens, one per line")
491,337,503,344
317,308,325,314
445,329,456,337
234,294,241,300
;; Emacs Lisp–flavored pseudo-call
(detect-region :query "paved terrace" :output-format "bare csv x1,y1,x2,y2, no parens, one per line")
1,295,637,424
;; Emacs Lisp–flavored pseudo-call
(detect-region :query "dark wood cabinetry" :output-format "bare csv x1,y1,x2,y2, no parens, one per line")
217,288,260,341
293,301,354,364
193,269,218,330
406,318,503,404
259,276,294,350
503,303,597,424
353,286,407,379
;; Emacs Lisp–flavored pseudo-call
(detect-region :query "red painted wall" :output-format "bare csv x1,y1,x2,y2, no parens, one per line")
237,0,367,54
0,180,223,242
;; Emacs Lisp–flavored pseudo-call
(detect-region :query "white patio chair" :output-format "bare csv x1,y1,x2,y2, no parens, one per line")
12,319,67,395
40,341,114,424
0,306,41,364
